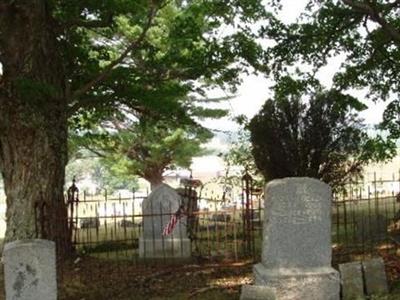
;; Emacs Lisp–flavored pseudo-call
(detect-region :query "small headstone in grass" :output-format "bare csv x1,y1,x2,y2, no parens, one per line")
3,239,57,300
240,285,276,300
139,183,190,258
252,178,340,300
339,261,365,300
362,257,388,296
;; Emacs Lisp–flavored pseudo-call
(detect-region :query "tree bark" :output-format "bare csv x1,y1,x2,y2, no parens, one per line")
0,112,68,244
0,1,71,255
145,170,164,191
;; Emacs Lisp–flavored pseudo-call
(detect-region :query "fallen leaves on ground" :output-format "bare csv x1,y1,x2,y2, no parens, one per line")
58,257,255,300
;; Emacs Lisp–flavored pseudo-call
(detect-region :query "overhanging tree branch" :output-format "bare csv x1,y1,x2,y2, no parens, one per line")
342,0,400,45
84,146,107,158
70,3,158,105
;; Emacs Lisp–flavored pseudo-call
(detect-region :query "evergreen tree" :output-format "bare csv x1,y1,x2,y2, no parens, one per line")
249,77,392,190
0,0,266,253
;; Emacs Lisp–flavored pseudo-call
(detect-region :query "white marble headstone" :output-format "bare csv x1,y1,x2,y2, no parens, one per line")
139,183,190,258
3,239,57,300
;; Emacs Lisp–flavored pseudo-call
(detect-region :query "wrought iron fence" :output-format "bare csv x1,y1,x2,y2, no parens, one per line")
67,177,263,262
65,172,400,264
331,175,400,264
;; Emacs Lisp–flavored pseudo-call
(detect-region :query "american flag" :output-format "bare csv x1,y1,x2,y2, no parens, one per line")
162,205,184,236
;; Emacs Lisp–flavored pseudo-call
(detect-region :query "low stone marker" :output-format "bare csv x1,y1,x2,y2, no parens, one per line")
251,177,340,300
3,239,57,300
139,183,190,258
240,285,276,300
363,257,388,296
339,261,365,300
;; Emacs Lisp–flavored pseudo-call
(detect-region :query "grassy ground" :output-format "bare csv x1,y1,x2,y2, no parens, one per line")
58,257,254,300
56,254,400,299
1,196,400,299
0,253,391,300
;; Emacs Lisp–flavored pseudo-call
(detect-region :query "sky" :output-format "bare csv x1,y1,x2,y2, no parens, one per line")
203,0,385,132
191,0,387,175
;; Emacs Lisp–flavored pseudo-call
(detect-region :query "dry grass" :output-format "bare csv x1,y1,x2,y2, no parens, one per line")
58,256,254,300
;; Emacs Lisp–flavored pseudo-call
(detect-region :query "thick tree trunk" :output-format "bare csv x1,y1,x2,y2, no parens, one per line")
145,171,164,191
0,1,71,256
0,114,68,244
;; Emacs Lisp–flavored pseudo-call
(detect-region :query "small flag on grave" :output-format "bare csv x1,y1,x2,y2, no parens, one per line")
162,205,184,236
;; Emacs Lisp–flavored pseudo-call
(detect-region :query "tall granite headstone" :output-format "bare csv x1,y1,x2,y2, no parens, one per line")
139,183,190,258
3,239,57,300
252,178,340,300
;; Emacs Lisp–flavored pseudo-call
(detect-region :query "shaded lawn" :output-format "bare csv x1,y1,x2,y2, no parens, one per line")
0,254,400,299
58,257,254,300
57,252,400,300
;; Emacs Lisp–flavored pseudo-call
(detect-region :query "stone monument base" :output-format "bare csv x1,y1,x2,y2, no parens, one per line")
253,264,340,300
139,237,191,258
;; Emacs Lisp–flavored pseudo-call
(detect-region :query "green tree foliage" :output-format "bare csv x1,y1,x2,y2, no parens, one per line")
65,155,139,193
263,0,400,139
248,77,394,190
67,0,267,129
72,94,228,189
81,115,213,189
219,117,261,187
0,0,266,246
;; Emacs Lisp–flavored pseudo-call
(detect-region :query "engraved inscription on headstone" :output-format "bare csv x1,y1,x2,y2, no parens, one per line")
272,198,323,225
261,178,331,269
251,177,340,300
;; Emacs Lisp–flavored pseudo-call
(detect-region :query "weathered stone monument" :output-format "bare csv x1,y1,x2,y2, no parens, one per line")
139,183,190,258
252,177,340,300
339,261,365,300
363,257,389,296
3,239,57,300
240,285,276,300
338,258,389,299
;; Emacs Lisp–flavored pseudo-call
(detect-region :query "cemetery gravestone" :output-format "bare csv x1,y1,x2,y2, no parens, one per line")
363,257,388,296
3,239,57,300
139,183,190,258
252,177,340,300
339,261,365,300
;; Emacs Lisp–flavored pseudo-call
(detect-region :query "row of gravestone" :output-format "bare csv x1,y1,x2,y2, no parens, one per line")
1,178,390,299
339,258,388,300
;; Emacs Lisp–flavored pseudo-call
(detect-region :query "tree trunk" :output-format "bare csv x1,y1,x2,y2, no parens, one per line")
0,1,71,256
0,115,69,245
145,170,164,191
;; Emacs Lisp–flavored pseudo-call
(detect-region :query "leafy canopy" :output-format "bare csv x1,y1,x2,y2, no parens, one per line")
62,0,268,187
82,115,212,186
248,76,395,190
56,0,267,130
262,0,400,140
70,92,230,186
